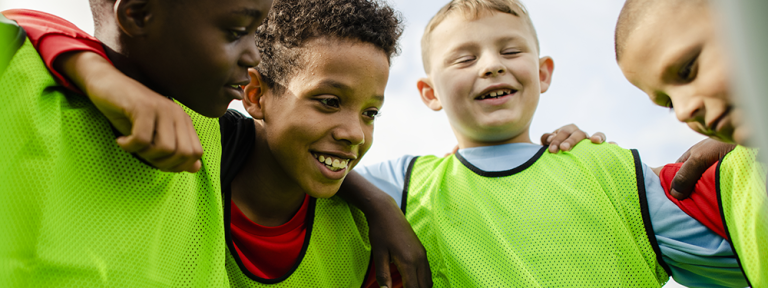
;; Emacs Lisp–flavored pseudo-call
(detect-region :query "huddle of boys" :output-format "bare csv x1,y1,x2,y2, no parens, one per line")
1,0,764,287
0,0,435,287
616,0,768,287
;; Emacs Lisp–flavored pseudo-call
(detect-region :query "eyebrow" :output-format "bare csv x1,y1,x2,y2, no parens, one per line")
317,79,385,102
229,8,263,19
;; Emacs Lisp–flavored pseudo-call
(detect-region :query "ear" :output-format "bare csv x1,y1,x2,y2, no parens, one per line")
538,56,555,93
243,68,270,120
114,0,153,37
417,77,442,111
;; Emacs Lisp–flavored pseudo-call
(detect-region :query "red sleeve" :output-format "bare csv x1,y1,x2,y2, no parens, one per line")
658,162,728,240
1,9,110,92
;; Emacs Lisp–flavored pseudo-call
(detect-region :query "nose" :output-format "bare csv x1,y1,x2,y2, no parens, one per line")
332,114,366,146
479,55,506,78
672,93,706,123
239,38,262,67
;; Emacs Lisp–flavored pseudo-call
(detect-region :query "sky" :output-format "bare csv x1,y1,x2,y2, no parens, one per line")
0,0,703,286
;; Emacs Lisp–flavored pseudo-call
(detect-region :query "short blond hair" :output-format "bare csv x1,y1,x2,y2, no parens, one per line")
421,0,539,73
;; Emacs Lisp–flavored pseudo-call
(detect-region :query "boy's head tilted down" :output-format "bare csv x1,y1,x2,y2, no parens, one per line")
616,0,747,145
242,0,403,198
417,0,554,149
88,0,272,117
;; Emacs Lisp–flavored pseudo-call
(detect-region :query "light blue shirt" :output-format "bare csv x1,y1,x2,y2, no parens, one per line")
355,142,747,287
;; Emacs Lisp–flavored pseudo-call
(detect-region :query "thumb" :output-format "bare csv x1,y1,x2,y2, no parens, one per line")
670,158,710,200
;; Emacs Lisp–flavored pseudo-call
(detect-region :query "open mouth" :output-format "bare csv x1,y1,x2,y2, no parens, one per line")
475,89,516,100
312,152,351,172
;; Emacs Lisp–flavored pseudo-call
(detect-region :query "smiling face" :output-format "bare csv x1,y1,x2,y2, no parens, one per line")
246,38,389,198
618,3,746,144
130,0,272,117
419,11,554,148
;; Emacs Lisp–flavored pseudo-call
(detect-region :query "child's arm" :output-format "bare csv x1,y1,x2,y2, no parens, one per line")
5,9,203,173
57,51,203,172
337,171,431,288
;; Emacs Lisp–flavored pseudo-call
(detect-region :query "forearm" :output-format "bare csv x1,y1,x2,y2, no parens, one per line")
55,51,116,99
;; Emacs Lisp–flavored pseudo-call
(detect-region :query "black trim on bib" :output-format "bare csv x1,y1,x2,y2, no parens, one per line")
455,146,547,178
224,185,318,284
401,156,420,214
715,157,752,287
632,149,672,276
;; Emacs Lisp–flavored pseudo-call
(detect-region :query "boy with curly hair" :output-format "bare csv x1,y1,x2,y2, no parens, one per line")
1,0,438,286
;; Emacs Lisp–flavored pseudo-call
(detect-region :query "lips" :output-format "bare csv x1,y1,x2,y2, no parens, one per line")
709,106,732,135
224,79,249,100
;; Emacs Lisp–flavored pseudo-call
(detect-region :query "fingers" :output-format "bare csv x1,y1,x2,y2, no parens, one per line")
117,102,203,173
545,124,588,153
670,157,711,199
374,250,393,288
590,132,606,144
117,110,155,153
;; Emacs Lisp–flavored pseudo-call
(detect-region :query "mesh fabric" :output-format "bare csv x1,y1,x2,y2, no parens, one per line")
0,39,228,287
225,197,371,287
718,145,768,287
405,142,668,287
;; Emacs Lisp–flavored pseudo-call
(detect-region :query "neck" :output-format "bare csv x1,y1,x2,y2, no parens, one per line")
456,126,533,149
230,119,307,227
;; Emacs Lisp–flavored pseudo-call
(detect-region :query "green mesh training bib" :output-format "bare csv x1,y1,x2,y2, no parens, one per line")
403,142,669,287
0,38,229,287
717,145,768,288
225,197,371,287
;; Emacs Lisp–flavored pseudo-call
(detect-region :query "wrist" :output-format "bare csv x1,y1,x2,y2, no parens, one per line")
56,51,115,99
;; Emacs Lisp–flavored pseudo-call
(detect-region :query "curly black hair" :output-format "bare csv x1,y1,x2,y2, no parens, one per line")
256,0,404,90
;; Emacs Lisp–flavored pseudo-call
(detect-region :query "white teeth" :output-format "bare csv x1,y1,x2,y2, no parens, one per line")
490,91,498,97
314,153,350,171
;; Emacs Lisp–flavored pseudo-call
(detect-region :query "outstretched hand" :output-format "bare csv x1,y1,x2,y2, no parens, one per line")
541,124,606,153
57,51,204,173
669,138,736,199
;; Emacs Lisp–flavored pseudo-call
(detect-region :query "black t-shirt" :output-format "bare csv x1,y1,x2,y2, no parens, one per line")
219,109,256,186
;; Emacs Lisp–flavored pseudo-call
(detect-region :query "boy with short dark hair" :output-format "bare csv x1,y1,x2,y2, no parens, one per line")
616,0,768,286
351,0,749,286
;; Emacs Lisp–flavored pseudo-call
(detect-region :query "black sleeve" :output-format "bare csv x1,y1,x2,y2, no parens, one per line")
219,109,256,187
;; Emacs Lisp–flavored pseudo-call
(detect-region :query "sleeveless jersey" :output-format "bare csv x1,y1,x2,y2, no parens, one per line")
403,142,669,287
0,36,229,286
224,197,372,287
717,145,768,287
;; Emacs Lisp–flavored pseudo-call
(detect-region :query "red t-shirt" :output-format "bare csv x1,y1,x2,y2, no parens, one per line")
658,162,727,240
6,10,402,285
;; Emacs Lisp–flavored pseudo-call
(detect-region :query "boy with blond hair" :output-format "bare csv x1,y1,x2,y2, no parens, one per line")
616,0,768,286
353,0,749,286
